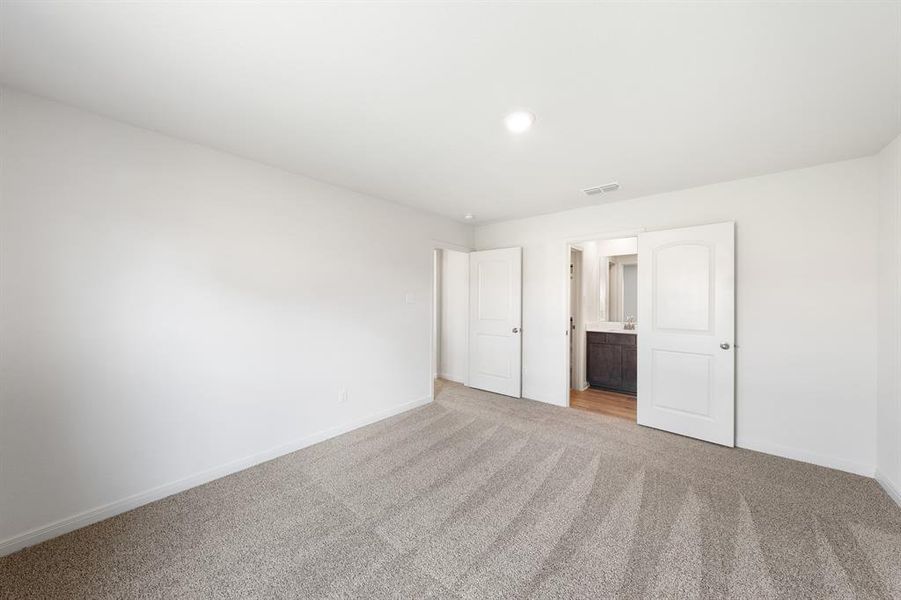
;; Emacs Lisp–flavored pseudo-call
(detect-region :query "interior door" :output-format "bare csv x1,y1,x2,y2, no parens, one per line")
468,247,522,397
637,222,735,446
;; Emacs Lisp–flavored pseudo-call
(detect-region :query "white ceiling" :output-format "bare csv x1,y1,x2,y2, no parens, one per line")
2,2,899,223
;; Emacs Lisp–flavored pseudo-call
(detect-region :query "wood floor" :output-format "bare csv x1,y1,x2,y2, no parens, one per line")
570,387,637,420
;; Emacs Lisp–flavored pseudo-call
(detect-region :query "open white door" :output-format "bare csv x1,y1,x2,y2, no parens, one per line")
637,222,735,446
468,247,522,397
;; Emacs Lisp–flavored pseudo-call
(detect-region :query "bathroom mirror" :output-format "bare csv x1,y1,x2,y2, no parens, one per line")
602,254,638,323
578,237,638,326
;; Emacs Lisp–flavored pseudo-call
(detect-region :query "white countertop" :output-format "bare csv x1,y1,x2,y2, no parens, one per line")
585,322,637,335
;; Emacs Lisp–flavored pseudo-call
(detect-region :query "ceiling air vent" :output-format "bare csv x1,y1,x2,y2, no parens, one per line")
583,182,620,196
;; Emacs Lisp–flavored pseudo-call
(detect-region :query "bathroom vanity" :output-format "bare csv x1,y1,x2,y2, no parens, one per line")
586,330,637,394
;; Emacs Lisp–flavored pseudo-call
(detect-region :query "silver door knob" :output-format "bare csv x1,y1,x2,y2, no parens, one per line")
512,327,520,333
720,342,731,350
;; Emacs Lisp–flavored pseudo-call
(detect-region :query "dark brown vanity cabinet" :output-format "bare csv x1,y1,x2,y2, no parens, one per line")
586,332,637,394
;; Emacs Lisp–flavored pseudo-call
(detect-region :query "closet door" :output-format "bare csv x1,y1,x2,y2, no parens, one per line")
468,247,522,397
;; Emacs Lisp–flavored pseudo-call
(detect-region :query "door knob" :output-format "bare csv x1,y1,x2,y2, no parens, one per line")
720,342,731,350
512,327,520,333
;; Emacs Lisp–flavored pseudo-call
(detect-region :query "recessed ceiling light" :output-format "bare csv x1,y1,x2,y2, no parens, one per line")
504,110,535,133
463,213,475,221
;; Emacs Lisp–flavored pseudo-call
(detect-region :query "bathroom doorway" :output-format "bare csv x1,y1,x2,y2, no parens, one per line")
566,235,639,421
563,222,736,447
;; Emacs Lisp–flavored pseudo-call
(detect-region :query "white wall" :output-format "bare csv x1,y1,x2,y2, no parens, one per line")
877,133,901,504
0,88,472,553
476,157,879,476
439,249,469,383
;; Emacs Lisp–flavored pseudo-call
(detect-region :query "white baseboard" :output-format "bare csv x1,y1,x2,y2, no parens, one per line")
0,395,431,558
737,436,875,477
875,470,901,507
439,372,465,384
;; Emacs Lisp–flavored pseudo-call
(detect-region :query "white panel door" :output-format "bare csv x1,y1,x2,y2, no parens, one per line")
468,247,522,397
637,222,735,446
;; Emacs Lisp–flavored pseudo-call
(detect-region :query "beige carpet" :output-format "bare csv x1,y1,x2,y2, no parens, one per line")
2,381,900,599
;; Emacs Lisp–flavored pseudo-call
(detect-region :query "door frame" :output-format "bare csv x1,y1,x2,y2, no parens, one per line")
569,246,585,392
430,240,473,401
561,229,644,407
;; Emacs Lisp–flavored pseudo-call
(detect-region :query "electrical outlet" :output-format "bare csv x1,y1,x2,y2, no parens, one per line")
338,389,348,403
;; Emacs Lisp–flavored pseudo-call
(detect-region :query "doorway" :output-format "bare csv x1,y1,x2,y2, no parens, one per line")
563,223,736,447
431,245,524,400
567,237,639,421
432,247,470,397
